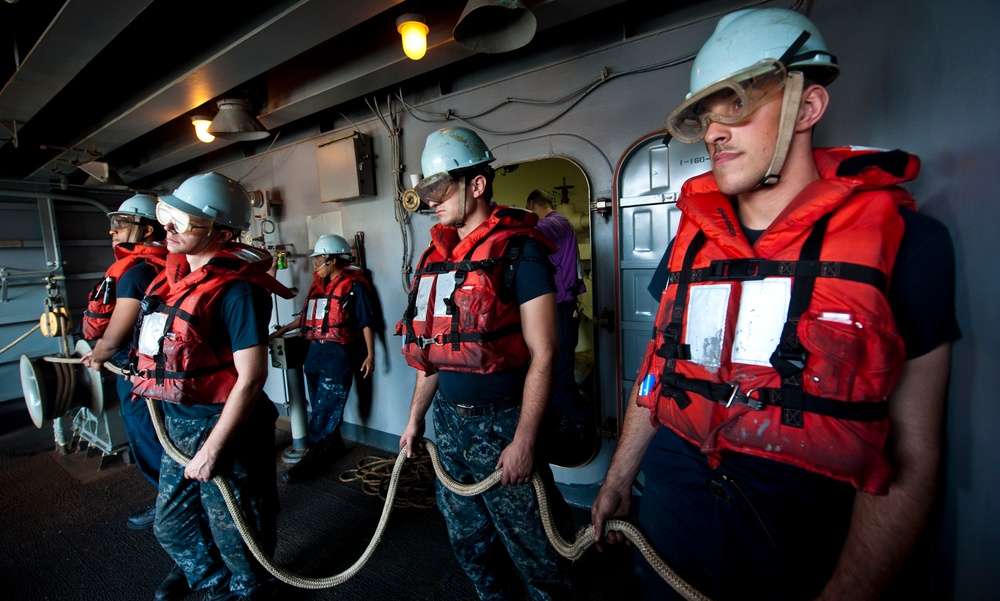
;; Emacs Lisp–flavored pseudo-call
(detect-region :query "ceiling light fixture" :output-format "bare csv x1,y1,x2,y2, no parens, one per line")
207,98,270,141
396,13,429,60
191,115,215,143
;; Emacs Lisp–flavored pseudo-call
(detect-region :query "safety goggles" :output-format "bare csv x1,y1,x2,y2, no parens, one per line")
666,60,788,143
109,216,140,231
414,172,457,204
155,201,211,234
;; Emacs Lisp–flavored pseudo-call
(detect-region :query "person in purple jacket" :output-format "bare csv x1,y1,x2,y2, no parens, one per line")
526,189,587,459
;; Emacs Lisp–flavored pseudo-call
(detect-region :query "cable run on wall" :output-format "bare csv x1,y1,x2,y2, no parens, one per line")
367,95,413,294
396,52,696,136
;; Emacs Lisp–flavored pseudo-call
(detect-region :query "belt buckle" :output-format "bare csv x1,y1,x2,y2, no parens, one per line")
454,403,482,417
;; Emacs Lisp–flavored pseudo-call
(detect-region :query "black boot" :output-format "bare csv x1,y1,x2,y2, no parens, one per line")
153,564,192,601
127,505,156,530
282,430,347,484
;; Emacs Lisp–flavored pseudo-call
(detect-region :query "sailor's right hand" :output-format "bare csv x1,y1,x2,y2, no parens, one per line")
80,351,99,371
399,420,426,459
591,482,632,551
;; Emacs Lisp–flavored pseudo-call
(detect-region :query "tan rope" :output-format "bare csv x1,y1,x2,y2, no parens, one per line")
0,323,41,355
339,453,436,509
147,397,410,589
41,355,126,375
145,397,710,599
423,442,711,601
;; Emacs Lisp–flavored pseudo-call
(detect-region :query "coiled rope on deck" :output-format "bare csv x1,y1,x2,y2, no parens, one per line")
339,453,437,509
145,397,710,600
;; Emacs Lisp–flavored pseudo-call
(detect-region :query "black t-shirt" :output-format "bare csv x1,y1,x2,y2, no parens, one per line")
646,207,961,359
112,260,159,365
163,279,273,419
437,238,556,405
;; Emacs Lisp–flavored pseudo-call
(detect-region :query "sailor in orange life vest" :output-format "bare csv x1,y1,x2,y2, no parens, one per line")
79,194,172,529
397,127,575,599
130,172,294,601
270,233,375,484
590,8,960,601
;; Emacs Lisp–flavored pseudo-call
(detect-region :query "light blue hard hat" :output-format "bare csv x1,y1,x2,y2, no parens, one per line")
157,172,252,231
310,234,352,259
108,193,158,220
419,127,495,180
686,8,839,101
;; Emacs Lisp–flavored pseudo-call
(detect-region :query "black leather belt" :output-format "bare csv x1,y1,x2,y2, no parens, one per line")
443,394,520,417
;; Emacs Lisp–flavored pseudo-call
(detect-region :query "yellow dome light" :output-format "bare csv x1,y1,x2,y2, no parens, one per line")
191,115,215,143
396,14,429,61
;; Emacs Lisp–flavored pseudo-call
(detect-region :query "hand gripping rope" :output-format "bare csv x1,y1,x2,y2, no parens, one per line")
144,397,711,600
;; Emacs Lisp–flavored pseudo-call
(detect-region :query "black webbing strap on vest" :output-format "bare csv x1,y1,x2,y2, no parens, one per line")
656,231,705,409
318,288,352,336
141,278,202,386
661,372,887,421
656,215,889,424
400,247,435,349
768,213,830,427
689,258,887,291
431,322,523,346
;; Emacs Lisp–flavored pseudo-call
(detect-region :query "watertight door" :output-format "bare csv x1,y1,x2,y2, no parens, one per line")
614,131,710,425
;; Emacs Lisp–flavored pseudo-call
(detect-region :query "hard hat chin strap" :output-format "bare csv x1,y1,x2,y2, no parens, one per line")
126,224,141,244
455,176,467,229
759,71,804,187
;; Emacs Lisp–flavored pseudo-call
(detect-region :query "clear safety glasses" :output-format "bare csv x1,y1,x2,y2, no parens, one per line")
414,172,457,204
666,60,788,143
109,216,140,231
155,201,211,235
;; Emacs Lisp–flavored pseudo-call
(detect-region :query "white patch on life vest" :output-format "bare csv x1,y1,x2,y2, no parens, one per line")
309,298,328,321
732,278,792,366
685,284,731,368
138,312,168,356
414,275,435,322
432,272,456,318
818,311,853,325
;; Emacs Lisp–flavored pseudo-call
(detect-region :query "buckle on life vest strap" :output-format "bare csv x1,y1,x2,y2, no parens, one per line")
710,258,766,280
416,334,446,348
722,382,764,410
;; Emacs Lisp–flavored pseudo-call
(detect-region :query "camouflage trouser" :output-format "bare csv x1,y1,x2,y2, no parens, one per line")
304,343,355,446
432,391,574,600
153,400,278,597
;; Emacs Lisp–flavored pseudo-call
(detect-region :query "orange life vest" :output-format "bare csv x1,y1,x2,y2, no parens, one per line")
81,243,168,341
635,147,919,494
131,244,293,405
397,206,554,374
301,266,370,344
